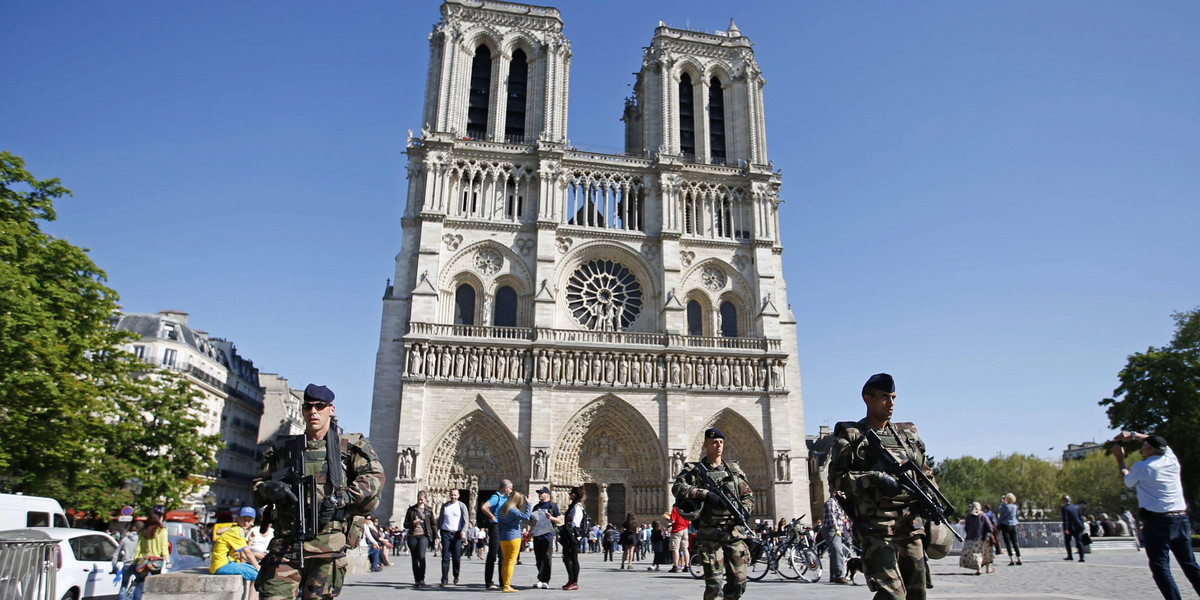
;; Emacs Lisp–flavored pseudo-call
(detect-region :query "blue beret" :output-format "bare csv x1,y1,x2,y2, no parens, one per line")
862,373,895,395
304,384,335,404
705,428,725,440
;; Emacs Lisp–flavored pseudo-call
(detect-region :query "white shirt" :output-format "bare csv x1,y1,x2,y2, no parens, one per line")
1124,447,1187,513
440,501,465,532
248,526,273,554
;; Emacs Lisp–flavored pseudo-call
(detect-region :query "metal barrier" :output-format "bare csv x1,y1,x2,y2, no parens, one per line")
947,521,1137,553
0,530,57,600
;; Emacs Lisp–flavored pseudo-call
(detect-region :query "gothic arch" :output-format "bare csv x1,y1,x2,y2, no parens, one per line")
502,32,542,61
440,240,533,298
689,408,772,516
550,395,666,517
425,406,526,495
681,258,751,307
555,241,660,332
674,59,705,84
462,27,503,56
706,64,733,88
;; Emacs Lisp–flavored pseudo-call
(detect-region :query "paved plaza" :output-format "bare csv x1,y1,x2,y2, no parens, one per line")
340,547,1195,600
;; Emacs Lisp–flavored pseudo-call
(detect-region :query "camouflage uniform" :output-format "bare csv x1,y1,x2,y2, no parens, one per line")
672,459,754,600
828,419,933,600
253,432,385,600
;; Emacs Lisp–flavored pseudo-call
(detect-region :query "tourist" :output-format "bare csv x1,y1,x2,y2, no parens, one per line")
1060,495,1086,562
960,502,995,575
130,506,169,600
209,507,260,600
480,480,513,590
822,491,851,583
667,504,690,573
530,486,563,589
996,493,1022,566
601,524,618,563
620,512,638,569
647,520,671,571
560,486,587,590
1113,431,1200,600
437,489,468,587
497,491,532,593
403,490,435,588
1100,513,1117,537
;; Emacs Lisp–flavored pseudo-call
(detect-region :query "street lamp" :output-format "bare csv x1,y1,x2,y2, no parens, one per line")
202,491,217,526
123,478,144,501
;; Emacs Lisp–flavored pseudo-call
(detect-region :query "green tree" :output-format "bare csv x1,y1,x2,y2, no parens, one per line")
932,455,990,514
0,151,221,517
1058,450,1141,517
1100,308,1200,507
983,453,1059,514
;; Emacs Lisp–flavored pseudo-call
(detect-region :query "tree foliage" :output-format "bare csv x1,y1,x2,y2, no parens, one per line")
1100,308,1200,507
0,151,222,517
934,453,1060,516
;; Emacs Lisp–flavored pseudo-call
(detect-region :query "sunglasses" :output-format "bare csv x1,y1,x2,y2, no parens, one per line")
302,402,332,412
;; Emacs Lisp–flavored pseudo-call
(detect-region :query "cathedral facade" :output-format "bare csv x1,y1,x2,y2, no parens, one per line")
369,0,808,526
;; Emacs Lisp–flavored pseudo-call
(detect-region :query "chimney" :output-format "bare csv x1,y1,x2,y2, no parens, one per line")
158,309,189,326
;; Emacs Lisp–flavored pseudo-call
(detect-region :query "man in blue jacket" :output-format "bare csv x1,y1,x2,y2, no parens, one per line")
1060,495,1086,562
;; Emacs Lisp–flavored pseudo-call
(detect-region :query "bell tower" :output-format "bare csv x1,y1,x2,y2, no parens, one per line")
422,0,570,143
623,20,768,166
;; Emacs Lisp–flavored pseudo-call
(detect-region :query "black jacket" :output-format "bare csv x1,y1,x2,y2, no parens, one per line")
404,504,436,541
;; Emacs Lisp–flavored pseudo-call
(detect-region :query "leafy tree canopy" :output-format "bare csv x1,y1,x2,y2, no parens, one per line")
0,151,221,518
1100,308,1200,507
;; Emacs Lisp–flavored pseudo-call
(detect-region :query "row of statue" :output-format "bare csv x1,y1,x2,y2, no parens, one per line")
403,342,787,391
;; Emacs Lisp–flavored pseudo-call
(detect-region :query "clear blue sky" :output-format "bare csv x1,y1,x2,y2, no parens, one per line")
4,1,1198,461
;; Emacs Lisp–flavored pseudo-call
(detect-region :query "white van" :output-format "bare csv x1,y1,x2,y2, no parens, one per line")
0,493,70,529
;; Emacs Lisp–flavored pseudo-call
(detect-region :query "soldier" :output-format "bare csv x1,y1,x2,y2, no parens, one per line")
672,428,754,600
253,384,385,600
828,373,936,600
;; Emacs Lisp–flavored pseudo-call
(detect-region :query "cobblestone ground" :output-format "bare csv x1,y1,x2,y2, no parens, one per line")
340,547,1198,599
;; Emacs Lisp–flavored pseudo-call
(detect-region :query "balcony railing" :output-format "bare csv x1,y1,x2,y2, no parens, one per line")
406,323,781,351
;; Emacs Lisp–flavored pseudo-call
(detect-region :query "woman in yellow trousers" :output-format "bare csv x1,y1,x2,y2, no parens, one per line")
497,491,532,592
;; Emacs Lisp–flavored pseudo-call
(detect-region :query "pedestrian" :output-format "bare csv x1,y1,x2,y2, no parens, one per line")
497,491,532,593
363,516,383,572
560,486,587,590
667,504,690,573
530,486,564,589
620,513,638,569
111,521,142,600
1112,431,1200,600
647,520,671,571
821,491,851,584
437,489,468,587
672,427,754,600
403,490,435,588
479,479,513,590
996,493,1022,565
828,373,945,600
601,524,617,563
253,383,385,600
1060,495,1086,562
210,506,261,599
130,506,169,600
960,502,995,575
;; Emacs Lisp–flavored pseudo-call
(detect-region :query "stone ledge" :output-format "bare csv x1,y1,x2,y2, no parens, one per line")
143,570,248,600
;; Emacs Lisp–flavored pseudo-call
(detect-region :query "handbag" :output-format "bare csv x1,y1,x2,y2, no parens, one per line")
136,556,164,574
1080,531,1092,545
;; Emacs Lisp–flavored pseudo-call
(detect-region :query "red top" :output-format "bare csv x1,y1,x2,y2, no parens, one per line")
669,506,689,533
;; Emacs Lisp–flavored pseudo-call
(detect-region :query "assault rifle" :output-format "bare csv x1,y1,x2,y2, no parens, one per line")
863,428,964,542
693,463,753,535
260,434,320,568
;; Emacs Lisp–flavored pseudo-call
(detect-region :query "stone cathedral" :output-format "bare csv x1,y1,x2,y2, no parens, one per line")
369,0,808,526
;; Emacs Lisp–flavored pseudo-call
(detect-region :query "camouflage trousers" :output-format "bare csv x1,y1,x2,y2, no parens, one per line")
694,535,749,600
861,535,926,600
257,553,346,600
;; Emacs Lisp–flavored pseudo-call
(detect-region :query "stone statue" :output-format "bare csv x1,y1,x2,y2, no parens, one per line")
533,449,548,481
776,451,790,481
537,351,549,380
426,347,437,378
468,348,480,379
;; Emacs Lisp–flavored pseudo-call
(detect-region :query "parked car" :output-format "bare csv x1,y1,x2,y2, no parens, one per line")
164,520,210,553
167,534,210,572
0,494,70,530
30,527,120,600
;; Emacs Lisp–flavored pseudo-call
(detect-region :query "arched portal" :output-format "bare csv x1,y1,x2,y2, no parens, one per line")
550,396,665,525
425,408,526,522
690,408,772,518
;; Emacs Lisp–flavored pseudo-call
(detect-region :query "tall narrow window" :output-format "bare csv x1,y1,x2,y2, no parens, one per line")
467,45,492,140
494,286,518,327
678,73,695,159
708,78,726,164
454,284,477,326
719,301,738,337
505,49,528,142
687,300,703,336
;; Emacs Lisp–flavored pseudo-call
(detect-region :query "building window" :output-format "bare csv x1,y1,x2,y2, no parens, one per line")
493,286,518,327
505,49,528,142
162,348,177,367
687,300,703,336
467,45,492,140
708,78,726,164
133,345,146,360
719,301,738,337
163,322,178,340
678,73,695,159
565,259,643,332
454,284,477,326
505,178,523,219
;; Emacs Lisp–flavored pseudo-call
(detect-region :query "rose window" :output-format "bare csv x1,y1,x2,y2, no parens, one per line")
566,259,643,331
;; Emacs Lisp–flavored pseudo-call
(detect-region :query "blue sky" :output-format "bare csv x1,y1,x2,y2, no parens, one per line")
4,1,1198,461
